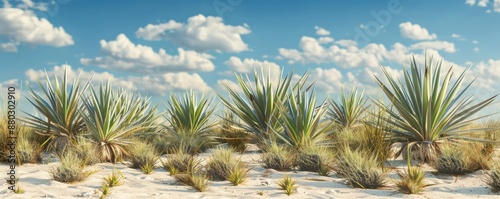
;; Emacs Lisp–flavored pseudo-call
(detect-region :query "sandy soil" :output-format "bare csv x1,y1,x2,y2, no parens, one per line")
1,146,500,199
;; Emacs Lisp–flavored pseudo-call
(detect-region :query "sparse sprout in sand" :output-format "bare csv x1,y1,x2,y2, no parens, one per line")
396,148,431,194
277,175,297,196
13,184,25,194
100,184,111,199
140,162,155,174
175,173,210,192
228,167,250,186
104,168,124,188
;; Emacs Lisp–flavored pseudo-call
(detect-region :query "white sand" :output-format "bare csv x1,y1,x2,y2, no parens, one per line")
1,147,500,199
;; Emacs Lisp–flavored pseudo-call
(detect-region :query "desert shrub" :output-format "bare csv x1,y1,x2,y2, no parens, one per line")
434,144,473,175
485,169,500,192
174,173,210,192
73,137,100,165
375,55,496,163
128,141,159,169
296,146,334,174
161,147,198,175
206,148,247,181
163,90,218,154
50,150,94,183
16,132,41,164
464,142,492,171
261,143,295,171
277,175,297,196
335,146,385,189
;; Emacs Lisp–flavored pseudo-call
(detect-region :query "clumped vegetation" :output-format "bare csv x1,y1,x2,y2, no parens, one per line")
375,56,497,163
218,111,251,153
161,147,198,175
128,141,159,170
434,143,489,175
335,146,386,189
328,88,367,131
24,70,89,152
50,150,94,183
296,146,334,174
206,148,245,181
261,143,295,171
396,148,430,194
164,90,217,154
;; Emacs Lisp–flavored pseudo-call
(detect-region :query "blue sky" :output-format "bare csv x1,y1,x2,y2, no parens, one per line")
1,0,500,112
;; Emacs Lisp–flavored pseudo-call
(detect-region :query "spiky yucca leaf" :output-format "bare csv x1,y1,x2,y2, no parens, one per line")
277,88,330,151
328,88,367,130
24,69,89,151
83,83,157,163
374,55,497,163
164,90,217,154
218,69,309,147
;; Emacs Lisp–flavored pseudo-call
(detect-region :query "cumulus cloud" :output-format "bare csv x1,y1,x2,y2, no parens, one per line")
318,37,334,44
25,64,210,96
80,34,215,73
293,67,344,93
466,0,500,12
314,26,331,36
0,8,73,52
451,33,466,41
409,41,456,53
135,14,250,53
399,22,437,40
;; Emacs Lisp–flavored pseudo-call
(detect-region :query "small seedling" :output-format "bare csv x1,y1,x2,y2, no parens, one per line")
277,175,296,196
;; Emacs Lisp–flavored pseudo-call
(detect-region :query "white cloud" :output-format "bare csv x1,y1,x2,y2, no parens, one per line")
478,0,489,7
135,14,250,53
216,79,243,93
0,42,17,52
399,22,437,40
223,56,282,83
472,40,479,44
474,47,480,52
410,41,456,53
470,59,500,93
466,0,476,6
314,26,331,36
0,8,74,52
318,36,334,44
451,33,466,41
25,64,210,96
294,67,343,93
0,79,19,92
25,64,135,90
17,0,48,11
466,0,500,12
80,34,215,73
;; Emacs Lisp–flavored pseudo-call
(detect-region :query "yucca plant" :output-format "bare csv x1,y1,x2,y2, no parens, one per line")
218,69,309,148
24,70,89,152
328,87,367,130
164,90,217,154
277,87,330,151
82,83,158,163
374,55,497,163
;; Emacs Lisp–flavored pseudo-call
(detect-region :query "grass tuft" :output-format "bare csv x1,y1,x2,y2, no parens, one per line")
128,141,159,170
103,168,124,187
277,175,297,196
261,143,295,171
485,169,500,192
50,150,94,183
335,146,385,189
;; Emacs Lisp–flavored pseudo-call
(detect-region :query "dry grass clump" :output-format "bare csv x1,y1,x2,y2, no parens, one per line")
485,169,500,192
174,173,210,192
296,146,334,175
103,168,124,187
335,146,386,189
277,175,297,196
261,143,295,171
128,141,159,171
161,147,197,175
16,133,41,164
73,137,100,165
434,143,490,175
50,150,95,183
173,155,210,192
207,148,236,180
218,111,251,153
228,166,250,186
